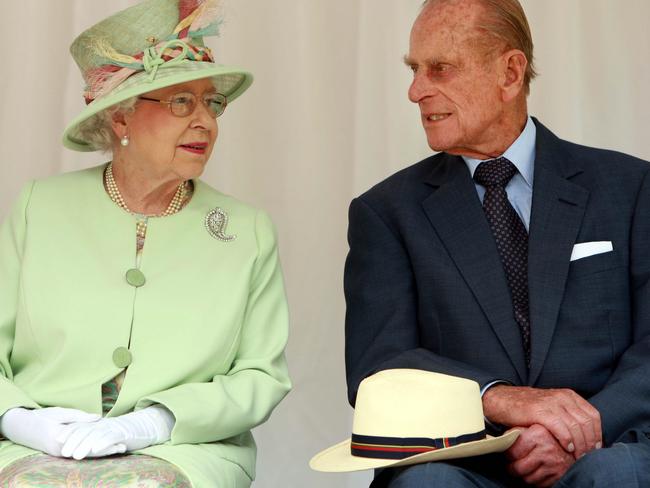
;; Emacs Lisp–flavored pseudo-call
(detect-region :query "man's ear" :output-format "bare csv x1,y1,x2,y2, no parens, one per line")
500,49,527,102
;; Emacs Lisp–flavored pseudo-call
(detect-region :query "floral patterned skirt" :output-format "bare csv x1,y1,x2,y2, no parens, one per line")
0,453,191,487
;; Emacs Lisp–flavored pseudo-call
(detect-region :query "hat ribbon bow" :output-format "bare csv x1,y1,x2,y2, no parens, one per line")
84,38,215,103
143,40,190,82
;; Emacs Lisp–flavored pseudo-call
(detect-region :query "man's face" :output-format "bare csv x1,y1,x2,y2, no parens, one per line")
406,0,506,158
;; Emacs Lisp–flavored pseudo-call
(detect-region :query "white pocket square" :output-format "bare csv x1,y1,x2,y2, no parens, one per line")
570,241,613,262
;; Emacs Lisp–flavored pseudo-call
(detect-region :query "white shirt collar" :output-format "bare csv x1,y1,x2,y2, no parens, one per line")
462,116,536,188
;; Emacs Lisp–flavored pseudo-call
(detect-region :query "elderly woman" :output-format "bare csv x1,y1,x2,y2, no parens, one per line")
0,0,290,486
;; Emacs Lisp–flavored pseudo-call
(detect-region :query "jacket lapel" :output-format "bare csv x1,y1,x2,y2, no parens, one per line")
527,120,589,384
421,154,528,383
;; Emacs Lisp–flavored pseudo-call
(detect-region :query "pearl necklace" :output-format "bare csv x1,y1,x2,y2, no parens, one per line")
104,162,187,217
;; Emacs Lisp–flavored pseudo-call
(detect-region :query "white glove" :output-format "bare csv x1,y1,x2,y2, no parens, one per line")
59,405,175,460
0,407,102,457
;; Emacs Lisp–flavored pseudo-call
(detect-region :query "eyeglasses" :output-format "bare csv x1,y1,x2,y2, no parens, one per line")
138,92,228,118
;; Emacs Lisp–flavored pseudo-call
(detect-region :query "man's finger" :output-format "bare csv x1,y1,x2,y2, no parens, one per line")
574,400,602,450
505,427,537,461
543,414,576,454
566,407,597,457
560,407,588,457
522,466,551,486
509,449,544,477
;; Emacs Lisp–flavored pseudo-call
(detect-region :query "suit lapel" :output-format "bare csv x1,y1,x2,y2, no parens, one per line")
527,121,589,384
422,154,528,383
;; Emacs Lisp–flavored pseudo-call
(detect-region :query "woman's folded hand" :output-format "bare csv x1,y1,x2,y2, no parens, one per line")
58,405,175,460
0,407,101,457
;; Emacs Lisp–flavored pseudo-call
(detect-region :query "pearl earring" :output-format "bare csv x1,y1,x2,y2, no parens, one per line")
120,135,130,147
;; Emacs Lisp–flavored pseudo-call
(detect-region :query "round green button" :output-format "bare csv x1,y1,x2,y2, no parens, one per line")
125,268,146,287
112,347,132,368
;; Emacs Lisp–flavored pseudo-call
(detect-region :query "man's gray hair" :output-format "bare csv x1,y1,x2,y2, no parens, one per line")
422,0,537,94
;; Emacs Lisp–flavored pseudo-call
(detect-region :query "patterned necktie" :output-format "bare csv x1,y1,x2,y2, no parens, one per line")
474,157,531,367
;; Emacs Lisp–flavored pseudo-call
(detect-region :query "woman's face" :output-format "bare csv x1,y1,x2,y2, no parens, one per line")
119,78,219,181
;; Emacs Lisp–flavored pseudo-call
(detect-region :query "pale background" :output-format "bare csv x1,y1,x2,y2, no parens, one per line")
1,1,649,487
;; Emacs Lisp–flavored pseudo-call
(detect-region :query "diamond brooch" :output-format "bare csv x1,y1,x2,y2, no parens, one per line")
205,208,236,242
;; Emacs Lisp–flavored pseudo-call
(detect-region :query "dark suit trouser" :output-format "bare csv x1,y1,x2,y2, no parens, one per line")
383,444,650,488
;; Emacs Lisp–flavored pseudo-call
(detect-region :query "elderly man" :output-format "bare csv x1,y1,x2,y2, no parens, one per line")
344,0,650,486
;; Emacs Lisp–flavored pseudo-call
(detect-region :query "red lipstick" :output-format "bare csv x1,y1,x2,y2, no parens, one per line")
179,142,208,154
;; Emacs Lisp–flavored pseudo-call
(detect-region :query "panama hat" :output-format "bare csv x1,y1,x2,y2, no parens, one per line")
310,369,520,472
63,0,253,152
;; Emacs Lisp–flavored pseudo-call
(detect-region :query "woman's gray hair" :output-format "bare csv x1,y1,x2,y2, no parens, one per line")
75,98,138,152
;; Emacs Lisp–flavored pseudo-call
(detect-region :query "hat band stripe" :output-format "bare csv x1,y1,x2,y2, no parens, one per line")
350,430,486,460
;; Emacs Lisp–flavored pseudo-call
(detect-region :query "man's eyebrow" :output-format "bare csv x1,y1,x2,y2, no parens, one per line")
403,56,448,67
403,55,416,66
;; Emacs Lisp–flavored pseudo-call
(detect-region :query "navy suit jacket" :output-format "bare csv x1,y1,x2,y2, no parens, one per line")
345,119,650,454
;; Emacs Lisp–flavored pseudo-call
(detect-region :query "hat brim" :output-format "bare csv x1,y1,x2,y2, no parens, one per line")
310,430,520,473
62,60,253,152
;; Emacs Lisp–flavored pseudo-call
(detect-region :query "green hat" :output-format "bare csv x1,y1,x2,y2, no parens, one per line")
63,0,253,152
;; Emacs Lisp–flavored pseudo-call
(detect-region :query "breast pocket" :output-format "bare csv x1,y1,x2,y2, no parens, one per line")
564,249,629,319
568,249,621,278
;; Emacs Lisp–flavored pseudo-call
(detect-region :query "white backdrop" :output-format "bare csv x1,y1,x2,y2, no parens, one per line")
1,1,649,487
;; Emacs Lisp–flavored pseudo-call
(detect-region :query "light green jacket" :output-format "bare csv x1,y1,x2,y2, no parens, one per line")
0,165,291,487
